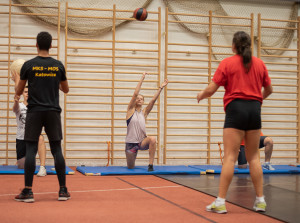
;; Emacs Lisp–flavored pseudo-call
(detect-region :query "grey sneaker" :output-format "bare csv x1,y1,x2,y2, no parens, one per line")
206,201,227,214
253,200,267,212
37,166,47,177
262,162,275,171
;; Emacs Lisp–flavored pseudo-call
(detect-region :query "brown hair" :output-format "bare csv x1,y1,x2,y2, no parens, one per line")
233,31,252,72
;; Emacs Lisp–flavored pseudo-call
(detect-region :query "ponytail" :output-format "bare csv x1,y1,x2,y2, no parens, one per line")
233,31,252,72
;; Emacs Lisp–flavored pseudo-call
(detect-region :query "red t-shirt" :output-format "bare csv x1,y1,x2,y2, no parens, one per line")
212,55,271,110
241,132,263,146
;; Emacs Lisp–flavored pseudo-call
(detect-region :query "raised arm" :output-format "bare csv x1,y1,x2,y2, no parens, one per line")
14,74,27,97
12,95,20,114
197,81,220,103
144,79,168,118
127,72,147,113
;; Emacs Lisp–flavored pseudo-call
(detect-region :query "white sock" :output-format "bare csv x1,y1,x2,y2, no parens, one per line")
215,197,226,206
256,196,265,203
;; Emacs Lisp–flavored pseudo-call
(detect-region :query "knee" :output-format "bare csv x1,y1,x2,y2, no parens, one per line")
149,136,156,145
264,137,273,147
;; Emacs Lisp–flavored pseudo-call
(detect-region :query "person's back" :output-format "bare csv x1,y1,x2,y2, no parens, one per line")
216,55,270,110
21,56,65,112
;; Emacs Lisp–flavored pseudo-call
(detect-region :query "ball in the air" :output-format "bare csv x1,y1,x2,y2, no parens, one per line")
133,8,148,21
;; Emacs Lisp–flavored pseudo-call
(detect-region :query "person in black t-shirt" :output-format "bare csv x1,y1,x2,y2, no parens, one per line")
14,32,70,203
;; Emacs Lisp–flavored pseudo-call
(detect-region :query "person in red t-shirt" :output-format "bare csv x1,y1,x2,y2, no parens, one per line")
197,31,273,213
238,132,274,170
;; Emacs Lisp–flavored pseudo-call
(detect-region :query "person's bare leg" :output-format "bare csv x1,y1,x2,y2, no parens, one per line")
38,135,46,166
218,128,245,198
17,157,25,169
245,129,263,197
263,137,273,163
140,136,156,165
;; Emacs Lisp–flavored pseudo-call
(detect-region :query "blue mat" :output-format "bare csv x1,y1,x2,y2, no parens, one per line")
0,165,75,175
76,165,206,176
189,165,300,174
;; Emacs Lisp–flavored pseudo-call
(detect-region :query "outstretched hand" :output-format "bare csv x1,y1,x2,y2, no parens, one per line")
142,72,148,78
161,79,168,88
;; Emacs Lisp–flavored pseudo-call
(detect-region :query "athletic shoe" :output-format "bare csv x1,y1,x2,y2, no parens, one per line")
206,201,227,214
253,200,267,212
262,162,275,171
15,188,34,203
37,166,47,177
58,187,71,201
148,164,154,172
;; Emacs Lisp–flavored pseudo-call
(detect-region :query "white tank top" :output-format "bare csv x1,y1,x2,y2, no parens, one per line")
14,102,27,140
125,110,147,143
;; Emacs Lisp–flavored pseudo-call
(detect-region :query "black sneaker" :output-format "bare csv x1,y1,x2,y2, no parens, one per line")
58,187,71,201
15,188,34,203
148,164,154,172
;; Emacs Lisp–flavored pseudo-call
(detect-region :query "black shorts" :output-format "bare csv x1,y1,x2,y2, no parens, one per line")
25,111,62,141
224,99,261,130
16,139,26,160
238,136,267,165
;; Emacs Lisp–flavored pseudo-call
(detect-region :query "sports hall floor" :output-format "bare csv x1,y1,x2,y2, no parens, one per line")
0,168,299,223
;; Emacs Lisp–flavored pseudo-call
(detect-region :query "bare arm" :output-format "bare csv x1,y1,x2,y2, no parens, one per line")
197,81,220,103
14,74,26,97
127,72,147,112
60,80,69,93
262,84,273,99
12,95,20,114
144,79,168,118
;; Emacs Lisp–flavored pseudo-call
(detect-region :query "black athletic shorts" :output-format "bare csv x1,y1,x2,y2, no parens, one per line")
16,139,26,160
25,111,62,141
224,99,261,130
238,136,267,165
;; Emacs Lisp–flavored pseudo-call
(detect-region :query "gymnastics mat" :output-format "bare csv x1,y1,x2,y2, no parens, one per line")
0,165,75,175
76,165,206,176
188,165,234,174
189,165,300,174
235,165,300,174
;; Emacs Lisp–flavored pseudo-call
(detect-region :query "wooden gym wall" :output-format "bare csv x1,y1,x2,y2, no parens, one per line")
0,1,61,165
0,1,299,166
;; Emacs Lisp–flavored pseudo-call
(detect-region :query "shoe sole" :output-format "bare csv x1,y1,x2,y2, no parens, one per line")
15,198,34,203
206,208,227,214
253,207,266,212
58,197,70,201
37,174,47,177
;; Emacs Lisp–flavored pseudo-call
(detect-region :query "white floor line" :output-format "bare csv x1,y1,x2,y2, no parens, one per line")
0,185,182,197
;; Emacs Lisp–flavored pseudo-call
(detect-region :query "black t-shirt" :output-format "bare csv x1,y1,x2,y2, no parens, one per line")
20,56,67,112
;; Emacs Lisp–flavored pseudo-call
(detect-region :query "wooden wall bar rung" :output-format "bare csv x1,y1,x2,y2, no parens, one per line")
67,54,112,58
262,55,297,58
169,20,209,25
167,73,209,77
169,42,209,47
168,58,209,62
168,50,209,55
212,23,250,27
261,26,297,30
261,47,298,51
261,18,298,23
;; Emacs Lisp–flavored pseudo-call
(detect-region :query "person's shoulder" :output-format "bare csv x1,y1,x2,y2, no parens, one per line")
222,55,239,63
252,56,264,63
